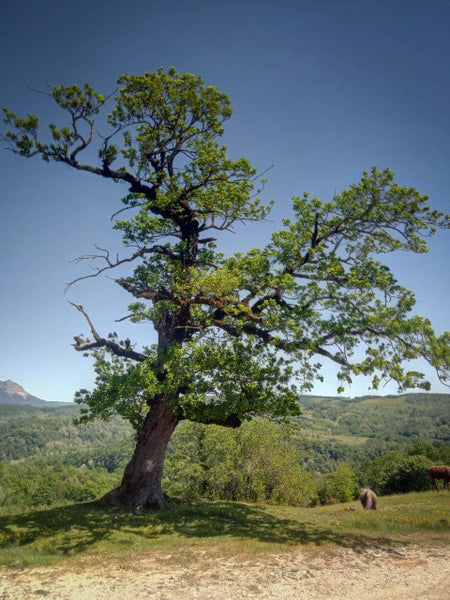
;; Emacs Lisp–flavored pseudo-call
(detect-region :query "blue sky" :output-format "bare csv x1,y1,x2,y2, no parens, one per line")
1,0,449,402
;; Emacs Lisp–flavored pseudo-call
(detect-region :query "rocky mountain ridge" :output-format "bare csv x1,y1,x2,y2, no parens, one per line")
0,380,67,407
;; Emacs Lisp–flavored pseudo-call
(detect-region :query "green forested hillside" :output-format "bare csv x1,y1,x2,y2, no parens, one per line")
297,393,450,444
0,404,134,463
1,393,449,512
1,393,449,465
0,404,134,512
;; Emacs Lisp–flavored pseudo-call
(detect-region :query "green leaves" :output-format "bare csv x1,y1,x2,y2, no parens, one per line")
363,450,432,494
51,83,105,114
82,162,449,401
165,333,301,422
75,345,159,432
2,83,105,162
2,109,39,156
76,330,302,431
248,167,449,391
164,420,317,506
109,68,232,134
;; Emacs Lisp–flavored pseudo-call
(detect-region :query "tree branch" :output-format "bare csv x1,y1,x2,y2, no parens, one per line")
66,244,183,291
189,413,242,428
117,280,171,301
250,291,292,314
69,302,146,362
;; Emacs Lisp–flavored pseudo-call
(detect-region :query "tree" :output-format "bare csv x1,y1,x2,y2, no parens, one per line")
163,421,317,506
2,68,449,510
362,450,432,494
407,440,440,462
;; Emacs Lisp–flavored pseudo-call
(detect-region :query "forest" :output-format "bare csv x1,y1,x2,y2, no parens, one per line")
1,393,449,513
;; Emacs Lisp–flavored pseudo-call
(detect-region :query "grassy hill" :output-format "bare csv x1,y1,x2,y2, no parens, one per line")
0,492,448,568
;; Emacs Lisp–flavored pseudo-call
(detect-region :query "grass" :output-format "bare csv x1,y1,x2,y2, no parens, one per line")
0,491,448,568
304,432,369,445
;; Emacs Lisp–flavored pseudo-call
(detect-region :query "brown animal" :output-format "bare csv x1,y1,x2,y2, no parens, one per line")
360,488,378,510
427,466,450,491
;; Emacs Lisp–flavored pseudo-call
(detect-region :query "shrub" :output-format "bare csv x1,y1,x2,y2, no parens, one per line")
317,462,359,504
362,451,432,495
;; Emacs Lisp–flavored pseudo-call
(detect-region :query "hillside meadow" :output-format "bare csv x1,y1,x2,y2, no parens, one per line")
0,491,448,569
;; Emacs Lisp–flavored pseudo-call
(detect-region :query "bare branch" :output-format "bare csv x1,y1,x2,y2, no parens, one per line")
110,204,141,221
69,302,146,362
65,244,176,291
315,346,348,366
114,314,134,323
251,163,274,182
69,115,95,161
24,81,53,96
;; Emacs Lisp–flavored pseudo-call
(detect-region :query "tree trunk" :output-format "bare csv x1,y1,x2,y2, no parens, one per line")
100,400,179,511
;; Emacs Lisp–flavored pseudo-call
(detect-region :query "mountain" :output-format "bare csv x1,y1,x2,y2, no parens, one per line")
0,380,67,407
0,390,448,474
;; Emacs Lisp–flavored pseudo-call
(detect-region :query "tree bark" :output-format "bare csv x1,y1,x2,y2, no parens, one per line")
100,400,179,511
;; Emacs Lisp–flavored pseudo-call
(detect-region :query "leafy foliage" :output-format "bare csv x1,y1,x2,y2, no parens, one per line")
361,451,432,495
0,462,119,511
75,335,301,432
164,421,317,506
0,404,133,462
317,463,359,504
296,393,450,444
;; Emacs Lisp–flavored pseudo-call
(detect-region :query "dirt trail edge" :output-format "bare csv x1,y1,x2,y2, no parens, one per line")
1,545,449,600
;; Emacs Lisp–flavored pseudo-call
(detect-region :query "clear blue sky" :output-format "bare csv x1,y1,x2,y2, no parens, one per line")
1,0,449,402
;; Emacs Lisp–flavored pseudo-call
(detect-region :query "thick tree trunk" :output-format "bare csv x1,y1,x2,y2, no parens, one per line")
101,401,179,511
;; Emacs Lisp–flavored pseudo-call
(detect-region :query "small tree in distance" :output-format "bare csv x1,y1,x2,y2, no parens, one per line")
2,68,449,510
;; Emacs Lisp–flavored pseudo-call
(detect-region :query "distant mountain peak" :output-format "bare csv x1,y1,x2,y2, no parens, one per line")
0,380,29,398
0,380,62,407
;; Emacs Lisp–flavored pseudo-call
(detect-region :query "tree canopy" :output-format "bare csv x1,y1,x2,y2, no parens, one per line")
3,67,449,509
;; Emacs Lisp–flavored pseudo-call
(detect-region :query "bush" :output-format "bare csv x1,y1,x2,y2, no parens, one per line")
317,462,359,505
407,441,440,461
361,450,432,495
0,462,120,511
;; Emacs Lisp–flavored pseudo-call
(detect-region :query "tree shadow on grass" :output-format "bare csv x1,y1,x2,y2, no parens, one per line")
0,500,397,561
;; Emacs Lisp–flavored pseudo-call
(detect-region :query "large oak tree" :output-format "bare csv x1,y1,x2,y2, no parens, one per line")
3,68,449,510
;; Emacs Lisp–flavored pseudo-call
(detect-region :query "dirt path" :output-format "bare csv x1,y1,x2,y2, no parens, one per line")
1,545,448,599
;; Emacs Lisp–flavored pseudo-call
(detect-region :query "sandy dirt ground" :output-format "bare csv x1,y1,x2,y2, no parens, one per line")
1,544,449,600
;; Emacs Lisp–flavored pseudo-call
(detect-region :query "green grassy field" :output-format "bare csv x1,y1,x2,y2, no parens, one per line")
0,491,448,568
